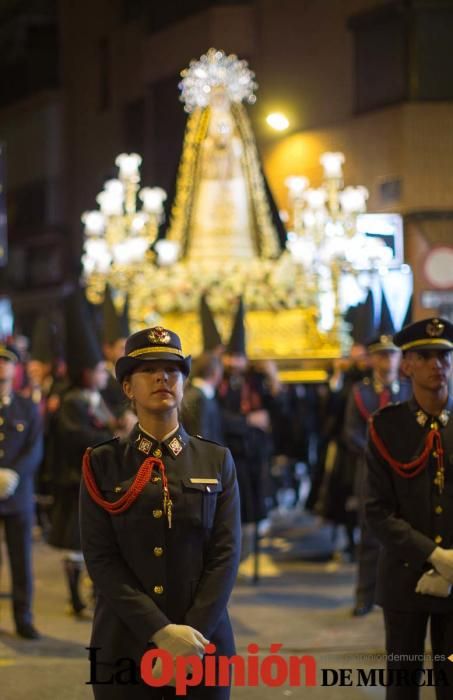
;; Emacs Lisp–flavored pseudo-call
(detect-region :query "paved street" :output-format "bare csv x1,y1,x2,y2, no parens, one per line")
0,509,438,699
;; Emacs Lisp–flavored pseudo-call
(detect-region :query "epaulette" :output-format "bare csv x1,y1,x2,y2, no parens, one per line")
193,434,224,447
91,435,120,451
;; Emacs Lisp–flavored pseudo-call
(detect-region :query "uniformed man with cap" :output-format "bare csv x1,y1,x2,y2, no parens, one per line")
365,317,453,699
0,343,43,639
344,334,411,616
80,326,241,698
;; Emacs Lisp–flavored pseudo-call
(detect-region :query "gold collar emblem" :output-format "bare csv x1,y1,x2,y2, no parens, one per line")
415,410,428,427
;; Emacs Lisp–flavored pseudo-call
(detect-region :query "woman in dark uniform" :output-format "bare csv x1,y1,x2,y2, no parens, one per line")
80,326,241,699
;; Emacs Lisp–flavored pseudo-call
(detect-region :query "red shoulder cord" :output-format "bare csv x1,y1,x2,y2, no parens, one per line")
369,418,444,484
82,448,173,524
354,386,391,421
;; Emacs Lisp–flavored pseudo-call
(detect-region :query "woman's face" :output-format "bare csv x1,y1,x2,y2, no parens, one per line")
122,361,184,416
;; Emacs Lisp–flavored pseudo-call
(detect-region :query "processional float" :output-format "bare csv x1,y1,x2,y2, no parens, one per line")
82,49,412,377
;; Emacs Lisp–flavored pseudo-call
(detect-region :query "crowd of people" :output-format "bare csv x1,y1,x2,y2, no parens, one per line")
0,290,453,698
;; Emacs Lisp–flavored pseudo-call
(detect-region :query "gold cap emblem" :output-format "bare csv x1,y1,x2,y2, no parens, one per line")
426,319,445,338
148,327,171,344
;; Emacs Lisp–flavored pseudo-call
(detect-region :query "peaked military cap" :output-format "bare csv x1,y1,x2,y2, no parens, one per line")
366,334,399,354
393,317,453,352
0,343,20,363
115,326,191,382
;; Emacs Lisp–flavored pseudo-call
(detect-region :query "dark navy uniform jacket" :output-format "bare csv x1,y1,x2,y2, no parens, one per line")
0,393,43,515
79,423,241,666
365,396,453,612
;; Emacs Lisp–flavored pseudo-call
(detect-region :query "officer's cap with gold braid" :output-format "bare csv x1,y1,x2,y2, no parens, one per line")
0,343,20,363
366,334,399,354
115,326,191,382
393,317,453,353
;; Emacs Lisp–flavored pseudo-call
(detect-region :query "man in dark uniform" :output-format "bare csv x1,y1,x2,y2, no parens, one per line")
365,318,453,699
344,334,411,616
80,326,241,698
181,352,224,443
0,343,43,639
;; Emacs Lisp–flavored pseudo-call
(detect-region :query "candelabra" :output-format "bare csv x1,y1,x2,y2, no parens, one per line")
81,153,167,303
285,152,392,337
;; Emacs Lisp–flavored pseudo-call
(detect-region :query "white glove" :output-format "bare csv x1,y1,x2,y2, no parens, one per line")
415,569,452,598
0,469,19,500
151,624,209,687
428,547,453,583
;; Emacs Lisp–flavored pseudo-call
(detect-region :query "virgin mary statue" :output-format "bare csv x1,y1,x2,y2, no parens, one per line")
162,49,284,263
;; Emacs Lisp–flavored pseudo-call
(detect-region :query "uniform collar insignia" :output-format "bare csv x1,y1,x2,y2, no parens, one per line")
137,436,152,455
167,436,182,456
131,424,189,458
410,397,452,428
439,409,450,427
415,409,428,427
164,426,188,458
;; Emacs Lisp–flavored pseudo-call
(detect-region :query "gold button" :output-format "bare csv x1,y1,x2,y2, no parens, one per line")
432,451,438,458
435,506,443,515
153,585,164,595
435,535,443,544
153,509,163,519
0,417,4,425
114,486,122,493
0,449,4,457
153,547,163,557
0,433,4,441
16,423,24,432
153,448,162,458
151,476,161,483
430,422,439,430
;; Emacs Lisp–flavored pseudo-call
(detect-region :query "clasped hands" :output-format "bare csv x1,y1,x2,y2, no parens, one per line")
150,624,209,687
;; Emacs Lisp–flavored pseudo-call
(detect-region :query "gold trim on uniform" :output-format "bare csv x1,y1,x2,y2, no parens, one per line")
400,338,453,351
189,478,219,484
128,346,184,358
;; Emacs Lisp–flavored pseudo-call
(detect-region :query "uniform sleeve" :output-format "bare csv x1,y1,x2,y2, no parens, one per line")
343,386,367,454
364,436,436,566
184,448,241,638
10,401,43,478
79,453,171,646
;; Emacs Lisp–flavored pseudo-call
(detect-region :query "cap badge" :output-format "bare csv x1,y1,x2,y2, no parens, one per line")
426,319,445,338
148,327,171,345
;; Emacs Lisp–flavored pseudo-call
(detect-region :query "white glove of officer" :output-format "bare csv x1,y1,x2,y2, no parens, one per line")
151,624,209,686
0,468,19,500
415,569,452,598
428,547,453,583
